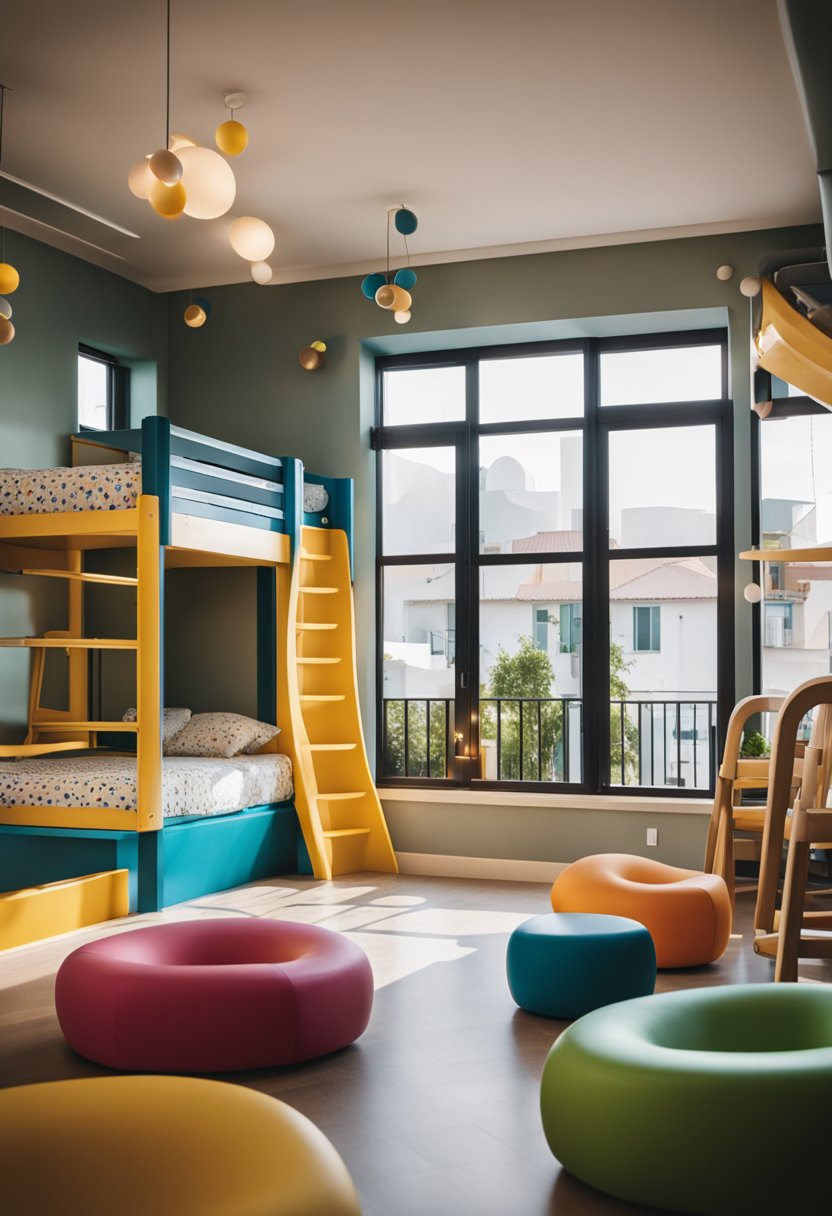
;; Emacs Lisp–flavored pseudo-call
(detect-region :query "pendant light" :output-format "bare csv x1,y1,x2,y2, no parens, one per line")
360,205,419,324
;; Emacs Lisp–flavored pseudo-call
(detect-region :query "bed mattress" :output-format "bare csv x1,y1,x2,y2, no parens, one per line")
0,463,141,515
0,460,329,515
0,754,293,818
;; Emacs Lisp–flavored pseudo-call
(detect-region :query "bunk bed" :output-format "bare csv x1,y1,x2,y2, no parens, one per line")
0,417,396,946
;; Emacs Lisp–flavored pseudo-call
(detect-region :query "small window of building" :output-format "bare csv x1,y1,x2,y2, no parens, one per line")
559,603,582,653
764,602,794,648
534,607,551,650
633,605,660,652
78,345,129,430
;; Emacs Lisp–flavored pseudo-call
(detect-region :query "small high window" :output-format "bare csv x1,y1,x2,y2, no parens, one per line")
633,605,661,652
78,345,129,430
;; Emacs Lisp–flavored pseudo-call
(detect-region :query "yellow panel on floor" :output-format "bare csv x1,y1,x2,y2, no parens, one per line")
0,869,129,951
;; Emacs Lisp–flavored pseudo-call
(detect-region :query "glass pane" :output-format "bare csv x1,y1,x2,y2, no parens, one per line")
609,556,717,790
382,447,455,555
608,425,716,548
381,563,455,778
479,431,582,553
382,365,465,425
479,353,584,423
479,561,582,783
759,412,832,696
600,344,722,406
78,355,109,429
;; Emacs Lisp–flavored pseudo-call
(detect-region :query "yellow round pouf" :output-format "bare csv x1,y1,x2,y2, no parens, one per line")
0,1075,361,1216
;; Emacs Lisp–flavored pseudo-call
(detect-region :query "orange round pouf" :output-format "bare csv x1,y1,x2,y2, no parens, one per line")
550,853,731,968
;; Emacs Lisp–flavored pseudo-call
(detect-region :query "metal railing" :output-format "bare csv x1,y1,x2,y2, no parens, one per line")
609,699,717,789
382,695,718,788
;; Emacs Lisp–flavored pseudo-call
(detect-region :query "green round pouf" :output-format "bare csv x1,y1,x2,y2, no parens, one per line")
540,984,832,1215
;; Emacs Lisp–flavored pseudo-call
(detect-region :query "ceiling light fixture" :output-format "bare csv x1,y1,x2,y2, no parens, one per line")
216,92,249,157
361,205,419,323
0,83,20,346
127,0,188,219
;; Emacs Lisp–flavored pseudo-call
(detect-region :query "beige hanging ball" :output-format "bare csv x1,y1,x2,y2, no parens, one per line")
715,265,734,281
149,148,183,184
740,276,762,298
0,315,15,345
183,303,207,328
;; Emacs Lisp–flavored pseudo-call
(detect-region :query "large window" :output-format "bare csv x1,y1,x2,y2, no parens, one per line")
755,402,832,696
375,333,733,794
78,345,129,430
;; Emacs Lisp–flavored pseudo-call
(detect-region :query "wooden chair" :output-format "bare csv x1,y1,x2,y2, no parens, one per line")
704,689,832,910
752,675,832,979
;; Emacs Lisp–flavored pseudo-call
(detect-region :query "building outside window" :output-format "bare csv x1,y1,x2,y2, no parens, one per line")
633,605,661,652
77,345,129,431
375,332,732,794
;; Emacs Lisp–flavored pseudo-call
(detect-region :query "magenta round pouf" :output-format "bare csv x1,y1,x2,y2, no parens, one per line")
55,919,374,1073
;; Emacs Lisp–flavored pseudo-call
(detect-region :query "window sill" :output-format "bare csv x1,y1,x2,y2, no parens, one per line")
378,786,712,815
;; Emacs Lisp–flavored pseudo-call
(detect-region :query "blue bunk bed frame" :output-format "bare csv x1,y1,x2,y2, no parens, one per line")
0,416,355,914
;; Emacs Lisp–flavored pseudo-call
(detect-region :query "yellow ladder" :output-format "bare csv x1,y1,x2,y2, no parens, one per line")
280,525,397,880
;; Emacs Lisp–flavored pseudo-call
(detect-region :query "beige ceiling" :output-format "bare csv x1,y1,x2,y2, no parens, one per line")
0,0,821,293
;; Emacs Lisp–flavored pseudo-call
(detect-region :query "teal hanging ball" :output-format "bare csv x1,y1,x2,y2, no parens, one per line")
394,269,417,290
394,208,418,235
194,296,212,316
361,272,387,300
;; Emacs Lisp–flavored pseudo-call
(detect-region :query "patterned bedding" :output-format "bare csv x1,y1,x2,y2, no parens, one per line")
0,463,141,515
0,754,293,818
0,460,329,515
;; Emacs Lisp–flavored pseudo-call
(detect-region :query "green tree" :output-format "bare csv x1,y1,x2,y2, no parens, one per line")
609,639,639,783
481,635,562,780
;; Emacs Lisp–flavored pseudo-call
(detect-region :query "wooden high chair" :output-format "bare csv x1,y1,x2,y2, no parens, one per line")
752,675,832,979
702,691,832,909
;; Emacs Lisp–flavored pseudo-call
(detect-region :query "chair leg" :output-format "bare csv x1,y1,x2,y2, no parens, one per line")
775,831,810,983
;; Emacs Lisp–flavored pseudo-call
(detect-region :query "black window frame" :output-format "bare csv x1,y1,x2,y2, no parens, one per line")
77,344,130,431
374,329,734,797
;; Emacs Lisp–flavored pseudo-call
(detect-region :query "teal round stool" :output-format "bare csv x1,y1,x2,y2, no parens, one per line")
506,912,655,1019
540,984,832,1214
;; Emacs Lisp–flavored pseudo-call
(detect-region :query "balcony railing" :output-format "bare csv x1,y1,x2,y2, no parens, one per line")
610,699,717,790
382,696,718,789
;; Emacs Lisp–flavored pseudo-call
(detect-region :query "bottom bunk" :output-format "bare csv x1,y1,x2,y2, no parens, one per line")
0,752,312,946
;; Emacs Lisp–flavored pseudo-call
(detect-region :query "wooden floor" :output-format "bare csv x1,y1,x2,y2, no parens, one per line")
2,874,831,1216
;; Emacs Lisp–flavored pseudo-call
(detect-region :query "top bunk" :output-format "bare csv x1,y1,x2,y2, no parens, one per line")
0,417,354,571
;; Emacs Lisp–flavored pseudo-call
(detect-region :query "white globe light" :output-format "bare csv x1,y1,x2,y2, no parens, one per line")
394,309,412,324
0,297,11,320
250,261,273,284
743,582,762,603
716,264,734,282
127,157,154,199
230,216,275,261
740,276,762,298
179,144,237,220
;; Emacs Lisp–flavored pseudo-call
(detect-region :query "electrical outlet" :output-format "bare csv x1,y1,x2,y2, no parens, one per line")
646,827,658,847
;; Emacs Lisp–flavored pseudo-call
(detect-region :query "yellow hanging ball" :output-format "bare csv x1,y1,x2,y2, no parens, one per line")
150,179,187,219
0,263,20,295
183,304,207,328
0,315,15,345
215,119,249,156
310,341,327,353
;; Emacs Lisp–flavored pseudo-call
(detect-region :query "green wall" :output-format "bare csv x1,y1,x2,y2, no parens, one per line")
0,232,166,740
165,222,823,869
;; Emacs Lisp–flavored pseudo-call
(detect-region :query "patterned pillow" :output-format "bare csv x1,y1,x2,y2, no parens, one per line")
303,482,329,513
122,707,191,746
164,712,280,758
